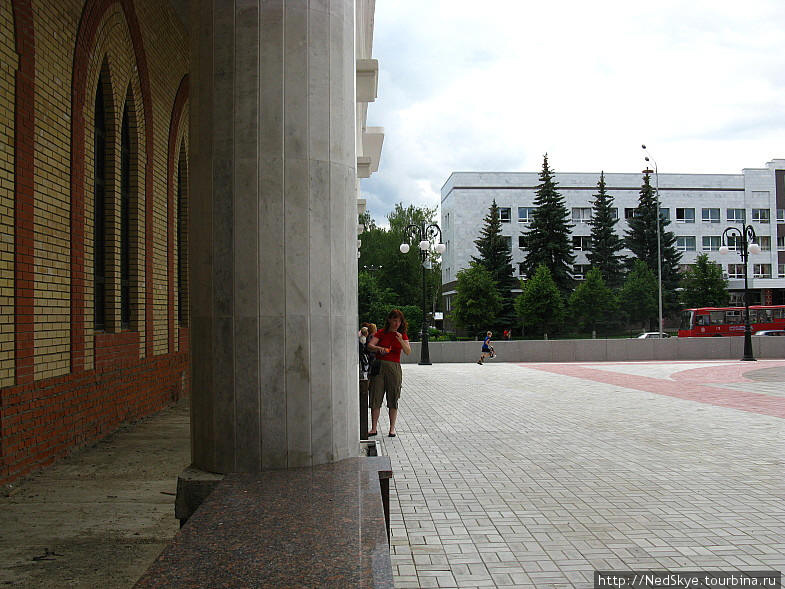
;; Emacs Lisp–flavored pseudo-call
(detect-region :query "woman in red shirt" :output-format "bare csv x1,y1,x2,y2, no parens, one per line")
366,309,411,437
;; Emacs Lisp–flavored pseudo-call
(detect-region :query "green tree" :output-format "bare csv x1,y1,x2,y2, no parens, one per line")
515,264,565,338
587,172,626,288
568,267,617,337
619,259,658,330
358,270,396,327
680,253,729,308
451,263,501,337
471,200,518,332
357,203,441,320
520,154,575,295
624,170,682,314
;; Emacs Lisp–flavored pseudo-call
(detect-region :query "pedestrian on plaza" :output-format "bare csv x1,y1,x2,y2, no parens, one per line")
367,310,410,437
477,331,493,364
503,329,511,341
358,323,373,440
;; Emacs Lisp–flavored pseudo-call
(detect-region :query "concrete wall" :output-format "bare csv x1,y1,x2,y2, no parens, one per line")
403,337,785,363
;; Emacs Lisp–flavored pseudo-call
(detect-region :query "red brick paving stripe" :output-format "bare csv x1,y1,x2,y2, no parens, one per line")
524,361,785,419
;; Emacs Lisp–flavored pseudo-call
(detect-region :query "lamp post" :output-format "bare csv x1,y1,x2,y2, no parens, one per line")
642,145,664,336
719,225,761,361
400,221,446,365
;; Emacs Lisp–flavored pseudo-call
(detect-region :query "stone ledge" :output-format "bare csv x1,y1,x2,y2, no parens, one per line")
137,457,393,588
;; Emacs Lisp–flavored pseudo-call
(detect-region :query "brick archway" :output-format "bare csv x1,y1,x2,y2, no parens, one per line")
70,0,154,372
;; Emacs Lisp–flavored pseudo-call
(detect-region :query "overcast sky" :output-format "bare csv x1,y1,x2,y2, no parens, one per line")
360,0,785,225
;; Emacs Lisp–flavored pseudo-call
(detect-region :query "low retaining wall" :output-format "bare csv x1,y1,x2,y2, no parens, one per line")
402,337,785,364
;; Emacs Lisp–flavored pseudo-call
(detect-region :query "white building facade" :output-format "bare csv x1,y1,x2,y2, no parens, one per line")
441,160,785,316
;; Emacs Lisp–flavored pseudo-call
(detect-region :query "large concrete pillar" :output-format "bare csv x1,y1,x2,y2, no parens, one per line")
189,0,359,473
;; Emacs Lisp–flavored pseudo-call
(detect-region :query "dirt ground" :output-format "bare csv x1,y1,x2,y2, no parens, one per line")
0,399,191,588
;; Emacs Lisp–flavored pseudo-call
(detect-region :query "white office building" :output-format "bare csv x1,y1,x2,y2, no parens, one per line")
440,160,785,315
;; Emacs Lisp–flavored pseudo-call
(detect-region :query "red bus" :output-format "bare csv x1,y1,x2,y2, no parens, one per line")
678,305,785,337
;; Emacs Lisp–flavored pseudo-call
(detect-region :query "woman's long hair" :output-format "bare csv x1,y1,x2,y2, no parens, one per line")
383,309,408,335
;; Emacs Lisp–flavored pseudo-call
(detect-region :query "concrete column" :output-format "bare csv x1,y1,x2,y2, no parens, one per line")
189,0,358,473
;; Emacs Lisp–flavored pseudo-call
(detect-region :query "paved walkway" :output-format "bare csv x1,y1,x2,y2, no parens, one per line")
2,361,783,588
377,360,785,588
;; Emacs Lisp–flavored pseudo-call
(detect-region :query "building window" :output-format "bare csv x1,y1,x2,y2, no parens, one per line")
518,235,525,249
610,207,618,220
444,295,451,312
94,79,107,331
753,264,771,279
678,264,694,274
758,236,771,251
779,264,785,278
727,235,741,251
503,236,512,251
676,236,696,251
177,146,188,326
777,209,785,223
727,208,745,223
572,207,592,223
701,208,720,223
572,236,591,251
120,104,131,329
777,236,785,250
752,208,770,223
676,208,695,223
660,208,670,221
518,206,535,223
727,264,744,279
499,207,511,223
702,236,720,251
624,207,636,220
572,264,590,279
518,262,526,277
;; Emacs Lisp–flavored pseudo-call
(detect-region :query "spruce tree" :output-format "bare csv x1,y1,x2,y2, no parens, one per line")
471,200,518,332
520,154,575,295
623,170,682,315
587,172,626,288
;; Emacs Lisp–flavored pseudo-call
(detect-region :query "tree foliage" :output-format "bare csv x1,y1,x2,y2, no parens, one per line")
519,154,575,295
623,170,682,315
357,203,441,333
471,200,518,332
619,259,659,330
680,253,729,308
515,264,565,338
587,172,626,288
451,263,501,336
568,267,617,336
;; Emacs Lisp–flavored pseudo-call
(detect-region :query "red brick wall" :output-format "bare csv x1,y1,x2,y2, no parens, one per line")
0,340,189,483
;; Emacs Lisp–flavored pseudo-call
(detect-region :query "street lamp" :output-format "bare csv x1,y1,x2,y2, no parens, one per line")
400,221,446,365
719,225,761,361
642,145,664,336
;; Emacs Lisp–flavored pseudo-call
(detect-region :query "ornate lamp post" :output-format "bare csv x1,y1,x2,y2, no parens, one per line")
400,221,446,365
719,225,761,361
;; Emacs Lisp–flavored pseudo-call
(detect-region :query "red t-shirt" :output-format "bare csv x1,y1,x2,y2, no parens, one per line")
373,329,409,363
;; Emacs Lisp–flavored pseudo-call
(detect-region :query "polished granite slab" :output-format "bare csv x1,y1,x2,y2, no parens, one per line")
135,456,393,588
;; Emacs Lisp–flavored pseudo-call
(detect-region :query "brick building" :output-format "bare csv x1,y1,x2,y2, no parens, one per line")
1,1,381,486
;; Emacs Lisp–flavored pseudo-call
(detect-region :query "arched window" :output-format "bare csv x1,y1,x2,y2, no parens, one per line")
177,145,187,326
120,103,131,329
94,77,107,331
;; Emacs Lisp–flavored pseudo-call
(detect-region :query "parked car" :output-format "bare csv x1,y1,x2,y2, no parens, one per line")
635,332,671,339
753,329,785,336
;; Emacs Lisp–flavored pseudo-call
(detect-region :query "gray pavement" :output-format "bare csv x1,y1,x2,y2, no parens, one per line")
379,361,785,588
0,399,190,588
2,361,784,588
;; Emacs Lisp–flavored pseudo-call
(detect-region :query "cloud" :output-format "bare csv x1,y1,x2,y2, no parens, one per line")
361,0,785,225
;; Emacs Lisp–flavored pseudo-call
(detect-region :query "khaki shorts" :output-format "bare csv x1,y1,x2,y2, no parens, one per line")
369,360,402,409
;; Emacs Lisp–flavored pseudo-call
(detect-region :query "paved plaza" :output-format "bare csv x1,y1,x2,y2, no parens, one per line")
379,360,785,588
1,360,783,588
